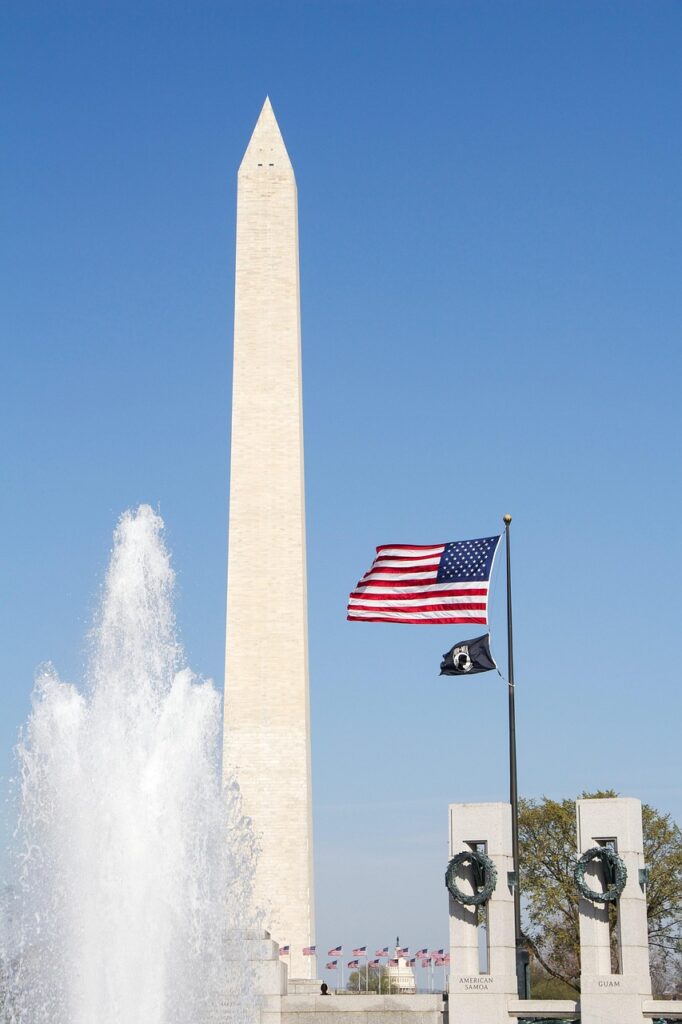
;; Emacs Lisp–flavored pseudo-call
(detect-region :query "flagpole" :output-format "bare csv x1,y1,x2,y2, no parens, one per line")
503,514,528,999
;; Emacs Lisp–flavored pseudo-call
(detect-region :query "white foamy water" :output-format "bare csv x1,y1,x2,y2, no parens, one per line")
2,505,259,1024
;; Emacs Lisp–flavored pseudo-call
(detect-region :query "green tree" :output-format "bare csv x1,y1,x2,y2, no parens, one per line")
347,964,388,993
519,791,682,996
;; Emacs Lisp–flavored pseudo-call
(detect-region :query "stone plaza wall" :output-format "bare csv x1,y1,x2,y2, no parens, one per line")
280,994,442,1024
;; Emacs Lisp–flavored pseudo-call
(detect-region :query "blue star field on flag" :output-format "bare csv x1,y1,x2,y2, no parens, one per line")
436,537,499,583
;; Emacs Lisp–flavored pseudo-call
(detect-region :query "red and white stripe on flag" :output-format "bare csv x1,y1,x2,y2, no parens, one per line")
347,538,499,625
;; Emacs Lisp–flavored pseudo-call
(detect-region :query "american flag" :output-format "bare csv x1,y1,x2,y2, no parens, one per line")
431,948,444,956
326,961,337,970
388,958,399,966
397,946,409,957
327,946,342,957
416,948,428,957
347,959,359,968
279,945,289,956
369,958,381,967
352,946,367,956
347,537,501,624
420,958,430,967
302,945,316,956
375,947,389,957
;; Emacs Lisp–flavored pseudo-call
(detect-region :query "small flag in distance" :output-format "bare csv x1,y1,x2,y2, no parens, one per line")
302,945,316,956
327,946,342,957
440,633,497,676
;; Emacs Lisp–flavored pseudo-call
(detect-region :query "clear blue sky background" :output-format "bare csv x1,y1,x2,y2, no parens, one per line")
2,0,681,979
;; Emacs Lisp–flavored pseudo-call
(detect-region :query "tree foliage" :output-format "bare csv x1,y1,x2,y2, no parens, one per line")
519,791,682,996
346,964,388,993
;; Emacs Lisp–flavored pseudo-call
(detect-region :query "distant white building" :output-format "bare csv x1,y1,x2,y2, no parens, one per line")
387,956,416,994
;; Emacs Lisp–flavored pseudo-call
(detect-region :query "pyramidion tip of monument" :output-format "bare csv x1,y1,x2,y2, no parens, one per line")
239,96,294,177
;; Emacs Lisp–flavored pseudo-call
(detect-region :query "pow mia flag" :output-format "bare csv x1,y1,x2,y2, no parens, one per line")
440,633,497,676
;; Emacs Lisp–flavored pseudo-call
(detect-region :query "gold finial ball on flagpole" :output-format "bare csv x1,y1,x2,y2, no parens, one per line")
503,514,512,525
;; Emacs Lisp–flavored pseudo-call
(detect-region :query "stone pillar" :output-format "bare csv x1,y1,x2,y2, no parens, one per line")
577,797,651,1024
448,803,517,1024
223,98,315,983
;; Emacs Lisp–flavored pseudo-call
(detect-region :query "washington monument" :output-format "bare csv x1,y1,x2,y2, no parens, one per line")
223,99,315,982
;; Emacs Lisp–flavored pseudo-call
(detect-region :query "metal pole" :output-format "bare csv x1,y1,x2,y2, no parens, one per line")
504,514,528,998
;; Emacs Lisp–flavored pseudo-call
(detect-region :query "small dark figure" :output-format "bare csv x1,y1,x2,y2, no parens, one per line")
320,983,330,996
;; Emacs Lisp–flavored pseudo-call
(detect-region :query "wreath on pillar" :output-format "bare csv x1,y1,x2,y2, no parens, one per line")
445,850,497,906
573,846,627,902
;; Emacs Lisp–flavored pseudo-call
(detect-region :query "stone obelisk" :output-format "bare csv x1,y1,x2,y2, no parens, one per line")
223,98,315,982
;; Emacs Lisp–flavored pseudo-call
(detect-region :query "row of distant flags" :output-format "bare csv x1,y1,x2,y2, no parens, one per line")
278,945,450,969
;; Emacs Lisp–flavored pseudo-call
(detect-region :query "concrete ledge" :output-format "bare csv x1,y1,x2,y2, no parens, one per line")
287,978,323,994
507,999,580,1019
280,992,442,1023
642,1000,682,1018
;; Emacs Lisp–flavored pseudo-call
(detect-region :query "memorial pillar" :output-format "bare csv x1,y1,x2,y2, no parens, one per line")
577,797,651,1024
448,803,517,1024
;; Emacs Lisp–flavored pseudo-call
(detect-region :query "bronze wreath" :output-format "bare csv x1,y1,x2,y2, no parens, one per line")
573,846,627,902
445,850,497,906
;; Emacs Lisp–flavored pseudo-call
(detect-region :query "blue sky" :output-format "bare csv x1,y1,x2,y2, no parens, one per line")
2,0,681,976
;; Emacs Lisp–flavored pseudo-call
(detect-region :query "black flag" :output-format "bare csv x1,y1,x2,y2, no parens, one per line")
440,633,497,676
